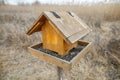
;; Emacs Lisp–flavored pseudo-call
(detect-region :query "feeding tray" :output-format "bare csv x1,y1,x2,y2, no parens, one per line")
28,40,92,70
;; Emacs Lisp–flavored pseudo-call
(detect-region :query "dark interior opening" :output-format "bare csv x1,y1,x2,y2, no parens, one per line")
67,11,74,17
33,43,86,61
50,11,61,18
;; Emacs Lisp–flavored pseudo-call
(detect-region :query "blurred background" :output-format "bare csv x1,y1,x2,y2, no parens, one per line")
0,0,120,80
1,0,120,5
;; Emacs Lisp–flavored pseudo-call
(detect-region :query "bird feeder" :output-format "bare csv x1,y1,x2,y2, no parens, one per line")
27,11,92,70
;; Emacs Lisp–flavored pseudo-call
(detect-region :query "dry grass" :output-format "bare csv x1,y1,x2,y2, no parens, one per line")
0,4,120,80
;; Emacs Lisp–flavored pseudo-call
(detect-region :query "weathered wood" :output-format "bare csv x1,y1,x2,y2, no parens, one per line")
70,41,93,66
28,43,71,71
27,11,91,44
58,12,84,35
27,11,92,60
27,14,46,35
44,11,84,38
48,21,70,44
43,11,91,44
42,20,79,56
57,67,63,80
68,29,90,43
64,41,78,54
28,40,92,70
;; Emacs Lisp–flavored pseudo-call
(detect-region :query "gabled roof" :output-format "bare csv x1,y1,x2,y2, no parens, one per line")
27,11,92,44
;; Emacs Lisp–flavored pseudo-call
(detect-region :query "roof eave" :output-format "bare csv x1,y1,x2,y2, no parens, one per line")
26,12,45,35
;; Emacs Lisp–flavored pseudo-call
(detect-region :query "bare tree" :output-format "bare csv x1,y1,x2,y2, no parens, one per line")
32,0,41,5
0,0,5,5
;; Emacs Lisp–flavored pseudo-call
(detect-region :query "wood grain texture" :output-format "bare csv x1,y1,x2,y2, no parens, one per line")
42,20,65,56
42,20,79,56
27,11,92,56
68,29,90,43
28,40,92,71
27,11,91,44
64,41,78,54
28,43,71,70
44,11,91,43
27,14,46,35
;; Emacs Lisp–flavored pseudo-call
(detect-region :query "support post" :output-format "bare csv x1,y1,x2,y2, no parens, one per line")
57,66,63,80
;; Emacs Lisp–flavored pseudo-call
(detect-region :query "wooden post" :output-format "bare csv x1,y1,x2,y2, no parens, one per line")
57,67,63,80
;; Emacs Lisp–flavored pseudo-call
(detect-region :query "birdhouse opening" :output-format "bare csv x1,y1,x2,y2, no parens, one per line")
67,12,74,17
50,11,61,18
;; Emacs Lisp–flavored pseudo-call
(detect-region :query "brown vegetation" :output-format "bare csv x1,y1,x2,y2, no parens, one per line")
0,4,120,80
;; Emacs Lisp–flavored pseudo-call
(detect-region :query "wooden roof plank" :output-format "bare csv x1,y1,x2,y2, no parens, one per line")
56,12,84,37
27,14,46,35
27,11,92,44
44,11,71,37
68,29,90,43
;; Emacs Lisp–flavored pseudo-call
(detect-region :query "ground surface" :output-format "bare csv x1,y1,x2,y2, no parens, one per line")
0,5,120,80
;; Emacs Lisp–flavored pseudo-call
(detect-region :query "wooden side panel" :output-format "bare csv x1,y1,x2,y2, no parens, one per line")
42,20,65,56
27,15,46,35
71,41,92,66
64,41,78,54
48,21,70,44
43,11,92,44
28,40,92,71
68,29,90,43
44,11,85,37
28,46,71,70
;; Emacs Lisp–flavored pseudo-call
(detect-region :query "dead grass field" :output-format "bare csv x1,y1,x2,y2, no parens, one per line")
0,4,120,80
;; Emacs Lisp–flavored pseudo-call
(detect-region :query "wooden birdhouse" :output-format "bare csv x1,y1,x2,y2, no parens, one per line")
27,11,92,70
